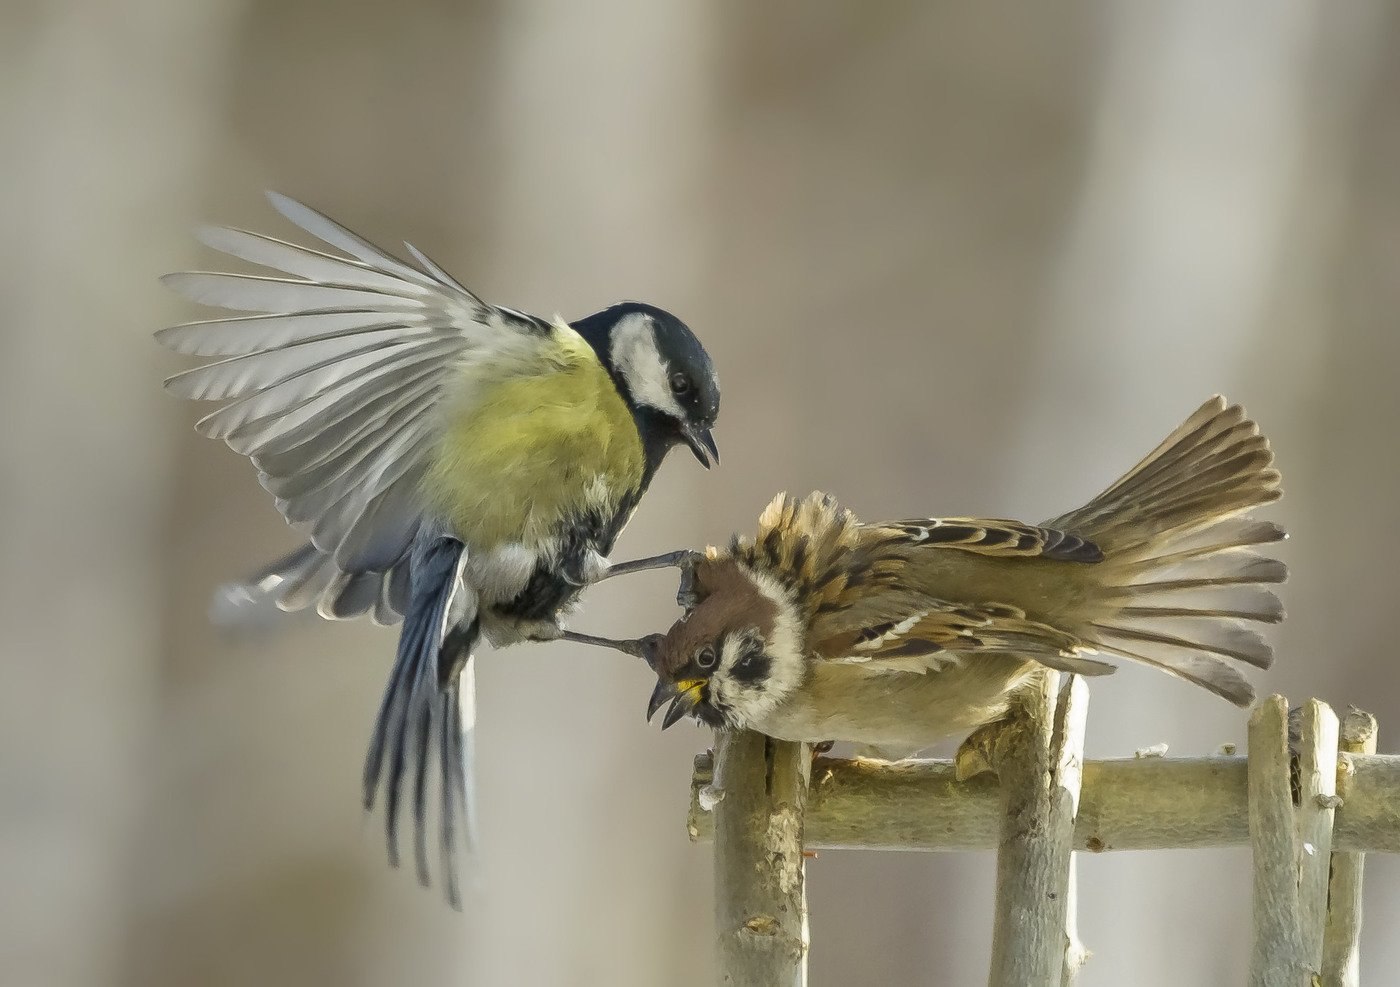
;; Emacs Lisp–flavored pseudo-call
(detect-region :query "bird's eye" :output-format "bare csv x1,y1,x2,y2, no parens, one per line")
670,372,692,395
695,646,716,669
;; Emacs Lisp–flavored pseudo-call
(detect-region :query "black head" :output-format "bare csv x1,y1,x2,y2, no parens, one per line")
572,302,720,470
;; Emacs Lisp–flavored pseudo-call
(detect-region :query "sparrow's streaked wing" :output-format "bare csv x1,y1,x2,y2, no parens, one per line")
812,599,1116,677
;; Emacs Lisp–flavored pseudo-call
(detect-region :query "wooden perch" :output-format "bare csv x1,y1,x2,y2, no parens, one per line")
1321,709,1379,987
710,730,811,987
1247,696,1308,986
696,697,1393,985
988,673,1089,987
688,751,1400,855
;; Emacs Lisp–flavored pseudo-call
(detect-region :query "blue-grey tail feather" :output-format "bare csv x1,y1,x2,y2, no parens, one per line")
362,536,476,908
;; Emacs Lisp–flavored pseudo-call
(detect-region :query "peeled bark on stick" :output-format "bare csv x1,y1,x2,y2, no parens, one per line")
1321,709,1379,987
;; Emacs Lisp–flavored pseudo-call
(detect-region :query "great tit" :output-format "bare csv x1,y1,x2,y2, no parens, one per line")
159,193,720,905
584,397,1284,760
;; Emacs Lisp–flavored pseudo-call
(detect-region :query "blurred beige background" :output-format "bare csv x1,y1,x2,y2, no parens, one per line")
4,2,1399,985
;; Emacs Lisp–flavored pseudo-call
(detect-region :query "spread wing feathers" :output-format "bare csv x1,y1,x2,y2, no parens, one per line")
880,517,1103,563
363,537,477,909
158,192,551,574
725,492,1104,632
208,543,413,630
814,601,1116,677
1043,396,1286,706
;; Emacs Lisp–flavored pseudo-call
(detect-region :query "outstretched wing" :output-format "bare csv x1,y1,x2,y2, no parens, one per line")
723,492,1114,675
159,192,550,576
742,495,1110,674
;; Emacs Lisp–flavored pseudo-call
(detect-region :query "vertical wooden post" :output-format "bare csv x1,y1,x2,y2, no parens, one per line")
1248,696,1309,986
712,730,811,987
1294,699,1341,975
988,673,1090,987
1321,709,1378,987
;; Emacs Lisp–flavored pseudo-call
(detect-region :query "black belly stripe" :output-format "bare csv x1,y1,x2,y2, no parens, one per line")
493,489,642,622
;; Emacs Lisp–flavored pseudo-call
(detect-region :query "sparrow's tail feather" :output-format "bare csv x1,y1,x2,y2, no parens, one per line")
363,536,475,908
208,542,412,632
1050,396,1286,706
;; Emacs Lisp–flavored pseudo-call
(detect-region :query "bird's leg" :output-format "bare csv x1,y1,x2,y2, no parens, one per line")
954,674,1054,782
559,629,639,653
600,549,700,581
954,716,1020,782
559,630,659,663
516,619,565,643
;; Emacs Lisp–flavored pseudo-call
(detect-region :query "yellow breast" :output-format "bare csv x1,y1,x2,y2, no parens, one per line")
422,325,645,550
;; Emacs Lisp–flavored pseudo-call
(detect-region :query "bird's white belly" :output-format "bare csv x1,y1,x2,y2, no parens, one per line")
464,542,544,605
750,655,1040,751
467,539,611,647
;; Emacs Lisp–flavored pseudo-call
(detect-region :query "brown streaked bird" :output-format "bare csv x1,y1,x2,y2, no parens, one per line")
588,396,1286,756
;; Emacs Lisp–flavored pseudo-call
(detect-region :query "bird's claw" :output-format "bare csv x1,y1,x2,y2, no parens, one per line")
676,551,705,610
954,719,1016,782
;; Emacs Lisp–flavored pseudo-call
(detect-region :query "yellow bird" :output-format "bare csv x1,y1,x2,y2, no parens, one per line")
160,193,720,904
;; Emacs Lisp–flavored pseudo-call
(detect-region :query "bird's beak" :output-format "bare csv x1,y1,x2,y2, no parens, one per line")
646,680,676,721
648,678,705,729
681,424,719,469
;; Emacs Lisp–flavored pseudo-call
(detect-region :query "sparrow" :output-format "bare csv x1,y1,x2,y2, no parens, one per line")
595,397,1285,756
158,192,720,904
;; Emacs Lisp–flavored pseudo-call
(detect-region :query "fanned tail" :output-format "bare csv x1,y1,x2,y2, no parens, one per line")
362,536,477,908
1049,396,1286,706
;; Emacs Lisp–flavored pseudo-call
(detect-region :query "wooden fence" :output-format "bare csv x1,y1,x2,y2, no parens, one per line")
685,678,1396,986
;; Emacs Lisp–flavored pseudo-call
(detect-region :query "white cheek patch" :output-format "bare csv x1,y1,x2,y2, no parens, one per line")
609,313,685,418
745,568,804,674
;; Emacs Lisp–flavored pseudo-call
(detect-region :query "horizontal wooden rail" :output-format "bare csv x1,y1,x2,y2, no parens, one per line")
687,751,1400,854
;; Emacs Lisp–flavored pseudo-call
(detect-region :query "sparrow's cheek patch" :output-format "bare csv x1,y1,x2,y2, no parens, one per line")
729,654,772,687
